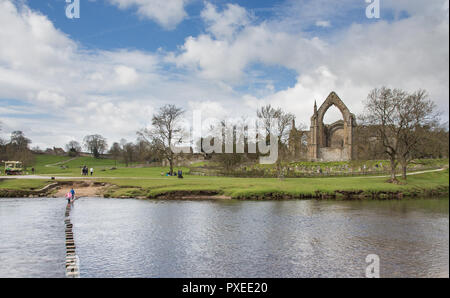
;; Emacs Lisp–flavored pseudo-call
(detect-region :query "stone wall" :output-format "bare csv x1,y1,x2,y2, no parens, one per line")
319,147,349,162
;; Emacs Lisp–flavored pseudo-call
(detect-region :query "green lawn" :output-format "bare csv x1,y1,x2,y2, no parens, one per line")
1,153,188,177
36,164,189,177
25,154,136,175
0,179,51,190
99,169,449,199
1,168,447,199
1,153,448,200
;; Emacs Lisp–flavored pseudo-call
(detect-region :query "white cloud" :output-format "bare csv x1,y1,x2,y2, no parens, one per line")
108,0,188,30
170,1,449,126
0,0,448,148
0,0,162,145
114,65,139,86
170,3,325,82
201,2,252,40
35,90,67,107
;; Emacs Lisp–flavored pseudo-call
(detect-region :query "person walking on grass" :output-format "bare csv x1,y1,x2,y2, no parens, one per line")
90,167,94,176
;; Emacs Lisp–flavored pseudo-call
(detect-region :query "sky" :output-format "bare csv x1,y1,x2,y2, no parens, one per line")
0,0,449,149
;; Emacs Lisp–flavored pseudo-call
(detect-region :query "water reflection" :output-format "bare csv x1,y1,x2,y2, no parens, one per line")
0,197,447,278
70,198,449,278
0,198,66,278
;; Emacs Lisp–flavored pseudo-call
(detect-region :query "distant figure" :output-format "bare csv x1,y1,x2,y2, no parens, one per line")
31,167,35,174
90,167,94,176
178,169,183,179
70,188,75,202
66,192,71,204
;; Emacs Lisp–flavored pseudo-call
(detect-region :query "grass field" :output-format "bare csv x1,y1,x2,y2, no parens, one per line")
0,179,51,190
16,154,135,175
99,169,449,199
1,168,448,199
1,154,448,199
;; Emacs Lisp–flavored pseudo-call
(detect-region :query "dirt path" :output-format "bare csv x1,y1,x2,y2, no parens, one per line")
352,168,446,179
54,182,107,198
44,157,79,167
3,167,446,180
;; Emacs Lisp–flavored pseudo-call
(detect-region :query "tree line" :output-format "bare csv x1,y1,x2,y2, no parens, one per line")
1,86,448,182
137,87,448,182
0,130,34,166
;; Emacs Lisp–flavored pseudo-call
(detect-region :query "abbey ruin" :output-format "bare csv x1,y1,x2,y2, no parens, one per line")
289,91,357,162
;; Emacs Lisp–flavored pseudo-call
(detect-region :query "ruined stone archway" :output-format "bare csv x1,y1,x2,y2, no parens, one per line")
308,92,356,161
325,120,344,148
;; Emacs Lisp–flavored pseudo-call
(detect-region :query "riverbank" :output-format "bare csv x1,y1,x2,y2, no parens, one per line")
1,168,448,200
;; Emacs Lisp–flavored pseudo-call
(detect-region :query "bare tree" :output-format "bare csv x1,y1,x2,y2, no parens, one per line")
108,142,122,167
361,87,407,183
83,134,108,158
214,122,245,172
257,105,294,145
361,87,439,182
122,142,136,167
65,140,82,157
397,90,438,179
5,131,34,166
10,131,31,150
257,105,294,178
138,104,184,175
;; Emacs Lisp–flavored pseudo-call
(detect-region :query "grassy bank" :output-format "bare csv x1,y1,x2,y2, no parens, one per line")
0,179,54,198
3,153,447,179
1,156,448,200
0,179,51,190
98,169,448,199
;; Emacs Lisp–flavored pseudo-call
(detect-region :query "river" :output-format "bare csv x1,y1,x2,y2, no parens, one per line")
0,197,448,278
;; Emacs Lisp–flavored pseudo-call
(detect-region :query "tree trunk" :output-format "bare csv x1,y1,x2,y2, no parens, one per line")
389,157,397,183
402,164,407,180
169,156,174,175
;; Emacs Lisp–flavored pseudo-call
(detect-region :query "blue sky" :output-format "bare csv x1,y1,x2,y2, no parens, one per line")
23,0,389,92
0,0,448,148
26,0,392,52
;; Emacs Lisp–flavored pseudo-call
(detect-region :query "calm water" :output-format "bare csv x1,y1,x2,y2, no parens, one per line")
0,198,66,278
0,197,448,278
